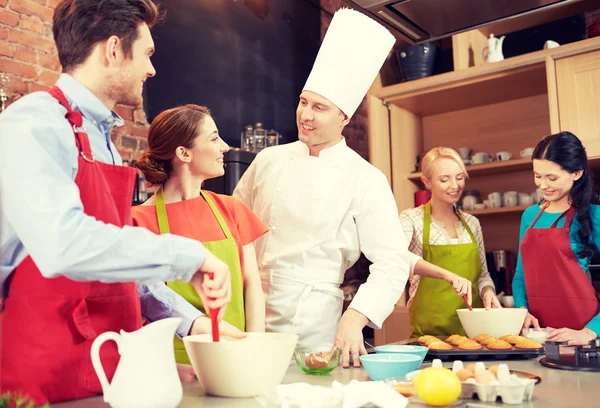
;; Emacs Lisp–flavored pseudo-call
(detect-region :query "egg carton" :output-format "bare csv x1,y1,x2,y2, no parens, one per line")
460,375,537,405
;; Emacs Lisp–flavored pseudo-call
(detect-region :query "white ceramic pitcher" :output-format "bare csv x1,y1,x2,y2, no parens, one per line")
91,317,183,408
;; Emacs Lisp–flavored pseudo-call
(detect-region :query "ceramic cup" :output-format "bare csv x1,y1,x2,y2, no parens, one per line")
488,192,502,208
520,195,534,206
495,151,512,161
463,195,478,211
472,152,493,164
474,203,486,210
520,147,535,158
503,191,518,207
457,147,472,159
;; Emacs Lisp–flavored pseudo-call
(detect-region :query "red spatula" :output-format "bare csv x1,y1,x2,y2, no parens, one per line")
207,272,220,342
463,294,473,311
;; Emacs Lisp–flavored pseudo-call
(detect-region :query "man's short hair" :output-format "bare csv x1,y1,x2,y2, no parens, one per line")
52,0,162,72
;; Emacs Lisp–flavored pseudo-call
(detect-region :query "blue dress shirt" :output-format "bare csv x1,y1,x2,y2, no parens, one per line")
0,74,203,337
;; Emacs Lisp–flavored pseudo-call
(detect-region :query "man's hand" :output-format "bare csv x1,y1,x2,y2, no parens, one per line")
546,327,597,346
481,286,501,310
190,316,246,339
191,250,231,320
334,308,369,368
521,309,540,333
443,272,472,306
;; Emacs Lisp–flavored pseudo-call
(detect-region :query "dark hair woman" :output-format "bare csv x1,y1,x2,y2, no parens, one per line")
132,104,268,364
513,131,600,346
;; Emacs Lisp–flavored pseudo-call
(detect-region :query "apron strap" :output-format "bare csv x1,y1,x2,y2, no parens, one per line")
200,190,234,240
155,187,171,234
529,202,549,228
154,187,234,240
550,206,576,229
48,86,95,163
423,202,477,246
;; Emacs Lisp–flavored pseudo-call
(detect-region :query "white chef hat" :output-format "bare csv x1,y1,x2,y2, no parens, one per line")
303,8,396,118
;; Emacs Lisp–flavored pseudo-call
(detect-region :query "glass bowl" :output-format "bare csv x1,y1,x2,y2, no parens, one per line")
294,345,341,375
385,377,416,398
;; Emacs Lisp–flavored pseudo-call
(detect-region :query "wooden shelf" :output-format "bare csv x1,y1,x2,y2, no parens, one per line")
375,37,600,116
464,205,530,216
407,158,533,182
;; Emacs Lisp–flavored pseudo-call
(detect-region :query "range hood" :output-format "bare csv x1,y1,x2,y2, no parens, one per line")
345,0,589,44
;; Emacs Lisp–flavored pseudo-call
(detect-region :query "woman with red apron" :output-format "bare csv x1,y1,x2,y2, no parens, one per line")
513,132,600,345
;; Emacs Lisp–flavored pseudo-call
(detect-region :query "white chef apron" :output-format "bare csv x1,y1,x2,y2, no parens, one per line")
262,268,344,348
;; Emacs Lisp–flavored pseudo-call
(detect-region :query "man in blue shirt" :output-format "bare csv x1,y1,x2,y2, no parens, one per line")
0,0,233,403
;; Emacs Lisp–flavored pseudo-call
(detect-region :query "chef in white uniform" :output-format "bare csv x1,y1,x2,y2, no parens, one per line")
234,8,470,367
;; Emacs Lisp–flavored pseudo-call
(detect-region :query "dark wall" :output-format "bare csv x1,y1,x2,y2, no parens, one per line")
145,0,322,147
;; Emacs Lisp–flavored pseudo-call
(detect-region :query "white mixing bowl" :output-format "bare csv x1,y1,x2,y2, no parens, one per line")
183,332,297,398
457,308,527,338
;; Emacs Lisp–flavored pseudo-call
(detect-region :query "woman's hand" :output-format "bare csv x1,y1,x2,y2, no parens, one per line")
190,316,246,339
521,309,540,333
444,272,472,305
481,286,502,310
176,364,196,382
546,327,597,346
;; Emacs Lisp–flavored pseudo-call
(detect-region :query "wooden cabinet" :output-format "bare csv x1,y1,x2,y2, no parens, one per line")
367,36,600,343
553,50,600,156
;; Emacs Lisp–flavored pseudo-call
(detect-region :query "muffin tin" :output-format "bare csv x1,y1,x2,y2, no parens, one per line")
409,336,545,360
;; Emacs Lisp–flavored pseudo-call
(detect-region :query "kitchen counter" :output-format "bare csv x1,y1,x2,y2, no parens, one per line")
53,356,600,407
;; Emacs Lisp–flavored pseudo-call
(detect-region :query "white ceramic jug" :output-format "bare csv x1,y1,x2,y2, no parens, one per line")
91,317,183,408
484,34,505,63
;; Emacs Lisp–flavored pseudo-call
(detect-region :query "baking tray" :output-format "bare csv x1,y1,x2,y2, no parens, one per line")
400,337,545,361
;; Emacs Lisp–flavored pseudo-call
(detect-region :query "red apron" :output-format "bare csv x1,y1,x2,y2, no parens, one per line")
0,86,141,405
520,204,600,329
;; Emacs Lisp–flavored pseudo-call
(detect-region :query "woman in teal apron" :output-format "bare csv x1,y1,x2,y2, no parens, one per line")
132,104,268,364
400,147,501,337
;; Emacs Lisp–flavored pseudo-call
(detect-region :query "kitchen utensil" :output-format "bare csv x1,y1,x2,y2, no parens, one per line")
359,354,422,381
457,147,471,159
495,151,512,161
294,345,341,375
463,295,473,311
456,308,527,338
520,147,535,158
91,318,183,408
183,332,298,397
472,152,493,164
374,345,428,365
540,339,600,372
207,272,219,342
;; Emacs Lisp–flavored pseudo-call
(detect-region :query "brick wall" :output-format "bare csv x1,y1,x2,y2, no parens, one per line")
0,0,148,160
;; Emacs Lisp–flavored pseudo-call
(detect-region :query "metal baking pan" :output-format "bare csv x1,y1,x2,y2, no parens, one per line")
398,338,545,361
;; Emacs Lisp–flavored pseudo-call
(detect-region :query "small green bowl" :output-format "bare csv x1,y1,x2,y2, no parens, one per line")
294,346,341,375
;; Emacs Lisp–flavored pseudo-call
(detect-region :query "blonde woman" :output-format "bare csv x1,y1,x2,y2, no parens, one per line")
401,147,501,337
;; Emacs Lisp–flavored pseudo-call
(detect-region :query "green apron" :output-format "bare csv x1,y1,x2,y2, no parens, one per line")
409,202,483,337
155,187,245,364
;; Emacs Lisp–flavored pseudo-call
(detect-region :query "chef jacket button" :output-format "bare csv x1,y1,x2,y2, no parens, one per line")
176,274,183,281
305,234,310,239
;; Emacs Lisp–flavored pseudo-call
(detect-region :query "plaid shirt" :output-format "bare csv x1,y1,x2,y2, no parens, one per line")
399,205,495,307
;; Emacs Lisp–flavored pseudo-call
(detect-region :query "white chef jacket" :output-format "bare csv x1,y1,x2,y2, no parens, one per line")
233,138,419,333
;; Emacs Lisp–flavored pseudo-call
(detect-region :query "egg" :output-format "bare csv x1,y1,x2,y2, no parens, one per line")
475,369,497,385
456,368,475,382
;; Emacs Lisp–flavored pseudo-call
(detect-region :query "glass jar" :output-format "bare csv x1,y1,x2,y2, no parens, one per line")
254,122,266,152
241,125,254,152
